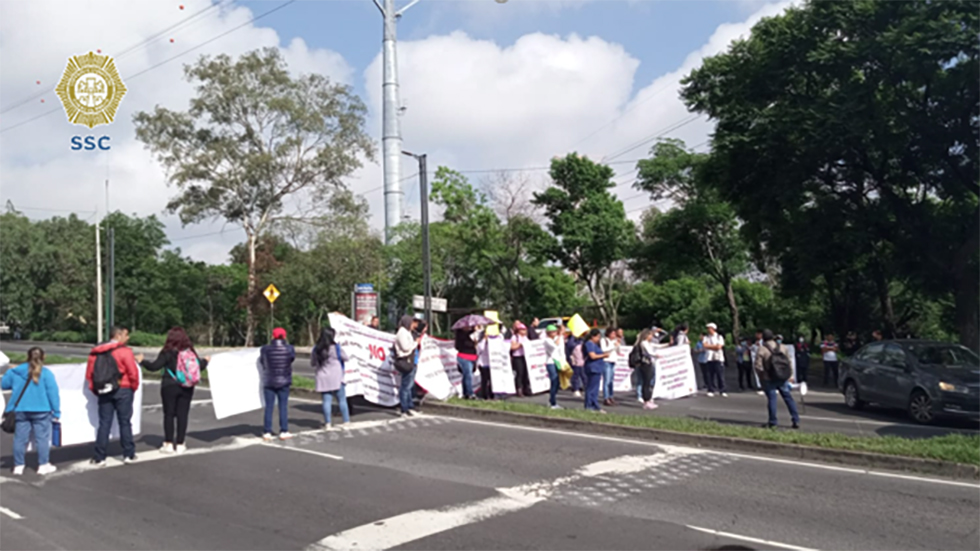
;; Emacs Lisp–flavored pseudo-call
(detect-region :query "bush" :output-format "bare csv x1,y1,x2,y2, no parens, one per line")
28,330,95,343
127,331,167,347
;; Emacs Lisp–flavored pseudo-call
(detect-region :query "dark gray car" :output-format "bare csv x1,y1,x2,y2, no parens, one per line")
839,340,980,424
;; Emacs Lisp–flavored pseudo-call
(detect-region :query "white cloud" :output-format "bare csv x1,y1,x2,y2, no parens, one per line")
0,0,795,262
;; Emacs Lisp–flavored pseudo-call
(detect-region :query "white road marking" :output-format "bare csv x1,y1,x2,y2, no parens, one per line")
0,506,25,520
142,399,213,410
686,525,818,551
262,443,343,461
444,415,980,489
308,450,699,551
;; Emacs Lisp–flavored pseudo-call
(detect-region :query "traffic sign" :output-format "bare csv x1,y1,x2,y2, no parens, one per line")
263,284,281,304
412,295,447,313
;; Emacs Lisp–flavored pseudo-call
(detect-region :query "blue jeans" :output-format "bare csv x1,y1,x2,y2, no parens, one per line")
322,385,350,426
602,362,615,399
399,367,417,413
763,380,800,426
457,357,475,398
546,363,560,406
13,412,52,467
584,368,603,410
94,387,135,461
263,386,290,433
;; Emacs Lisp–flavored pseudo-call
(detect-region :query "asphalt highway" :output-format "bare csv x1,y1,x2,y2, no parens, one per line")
1,383,978,551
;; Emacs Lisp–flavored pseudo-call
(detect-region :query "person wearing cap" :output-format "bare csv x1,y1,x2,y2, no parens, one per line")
543,325,565,409
702,323,727,397
260,327,296,441
510,321,532,396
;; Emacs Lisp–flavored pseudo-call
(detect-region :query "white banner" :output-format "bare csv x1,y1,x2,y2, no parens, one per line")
207,349,264,420
486,337,516,395
416,338,456,401
7,362,144,448
651,345,698,400
613,347,633,392
524,340,551,395
328,314,400,406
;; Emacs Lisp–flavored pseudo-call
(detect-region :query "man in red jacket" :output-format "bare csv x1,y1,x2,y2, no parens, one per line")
86,326,144,466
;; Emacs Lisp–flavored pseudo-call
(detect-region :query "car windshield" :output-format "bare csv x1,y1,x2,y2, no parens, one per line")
907,344,980,368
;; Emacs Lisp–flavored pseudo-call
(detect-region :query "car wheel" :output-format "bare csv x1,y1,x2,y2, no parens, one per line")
844,381,865,410
909,390,934,424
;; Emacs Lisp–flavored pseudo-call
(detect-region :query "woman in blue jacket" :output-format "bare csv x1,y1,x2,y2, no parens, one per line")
1,347,61,475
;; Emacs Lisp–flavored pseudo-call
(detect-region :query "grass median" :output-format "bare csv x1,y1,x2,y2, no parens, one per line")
446,398,980,466
5,352,81,365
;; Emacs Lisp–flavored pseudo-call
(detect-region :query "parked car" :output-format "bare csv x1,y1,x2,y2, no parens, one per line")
839,340,980,424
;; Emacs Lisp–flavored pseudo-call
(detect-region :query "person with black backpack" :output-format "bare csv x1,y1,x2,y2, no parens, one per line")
140,327,210,454
753,329,800,429
86,326,143,466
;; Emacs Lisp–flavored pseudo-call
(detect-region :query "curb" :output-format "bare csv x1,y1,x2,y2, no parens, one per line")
421,402,980,481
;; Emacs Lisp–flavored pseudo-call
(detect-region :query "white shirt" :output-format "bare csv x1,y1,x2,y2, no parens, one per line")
600,337,618,356
822,342,838,362
543,337,565,365
702,334,725,362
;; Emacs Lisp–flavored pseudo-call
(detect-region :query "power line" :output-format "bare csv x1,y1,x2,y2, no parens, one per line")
601,114,703,163
0,0,296,134
0,1,230,116
564,78,683,152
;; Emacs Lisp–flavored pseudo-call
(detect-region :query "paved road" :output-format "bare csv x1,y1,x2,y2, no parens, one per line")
1,384,978,551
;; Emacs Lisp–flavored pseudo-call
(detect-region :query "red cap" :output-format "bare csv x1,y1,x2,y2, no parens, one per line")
272,327,287,340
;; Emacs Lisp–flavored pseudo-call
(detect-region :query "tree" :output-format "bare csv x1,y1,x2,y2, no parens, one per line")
133,48,374,345
103,212,169,333
680,0,979,348
533,154,635,325
634,140,750,341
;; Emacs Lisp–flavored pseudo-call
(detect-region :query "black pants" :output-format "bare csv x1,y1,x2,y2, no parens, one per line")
823,361,839,387
737,362,754,390
512,356,531,396
161,384,195,444
636,363,655,402
479,366,493,399
796,356,809,383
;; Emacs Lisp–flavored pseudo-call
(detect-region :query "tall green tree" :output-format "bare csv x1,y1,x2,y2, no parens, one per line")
634,140,750,341
680,0,979,348
533,154,634,325
133,47,374,345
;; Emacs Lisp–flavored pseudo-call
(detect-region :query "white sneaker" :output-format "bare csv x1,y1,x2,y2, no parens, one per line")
37,464,57,476
279,432,294,440
637,397,644,403
721,393,729,398
123,456,137,464
550,405,563,410
323,423,333,431
574,391,582,398
262,433,274,442
756,390,765,396
159,443,175,454
12,465,24,476
89,459,107,468
175,444,187,455
706,392,715,397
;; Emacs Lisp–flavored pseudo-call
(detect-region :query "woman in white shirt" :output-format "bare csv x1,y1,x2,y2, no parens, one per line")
542,325,565,409
600,327,620,406
394,316,420,416
636,329,670,409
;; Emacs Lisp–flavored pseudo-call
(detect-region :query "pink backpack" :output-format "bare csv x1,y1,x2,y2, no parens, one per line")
170,349,202,387
571,342,585,367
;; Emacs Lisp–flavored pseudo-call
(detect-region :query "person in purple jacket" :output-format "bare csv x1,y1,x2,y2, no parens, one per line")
312,327,350,430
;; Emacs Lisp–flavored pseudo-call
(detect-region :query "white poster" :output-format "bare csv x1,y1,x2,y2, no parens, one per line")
416,338,455,401
524,340,551,395
431,337,482,398
651,345,698,400
613,346,633,392
207,348,264,420
0,349,9,368
486,337,516,395
328,313,400,407
34,362,143,447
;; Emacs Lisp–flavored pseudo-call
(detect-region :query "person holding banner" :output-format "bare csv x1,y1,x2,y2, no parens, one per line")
454,326,480,400
312,327,350,429
476,329,496,400
583,329,609,413
260,328,296,441
543,325,565,409
140,327,210,454
510,322,532,397
600,327,620,406
394,315,420,416
2,347,61,475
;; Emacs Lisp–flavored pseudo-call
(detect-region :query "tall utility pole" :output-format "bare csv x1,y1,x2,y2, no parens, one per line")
402,151,430,326
95,220,103,342
375,0,409,243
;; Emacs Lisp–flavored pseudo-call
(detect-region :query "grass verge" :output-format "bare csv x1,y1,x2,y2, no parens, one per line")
446,398,980,466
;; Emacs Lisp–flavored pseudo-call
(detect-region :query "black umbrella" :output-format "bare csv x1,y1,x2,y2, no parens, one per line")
452,314,494,330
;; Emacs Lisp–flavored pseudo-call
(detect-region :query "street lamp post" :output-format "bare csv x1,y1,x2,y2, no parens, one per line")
373,0,505,244
402,150,430,327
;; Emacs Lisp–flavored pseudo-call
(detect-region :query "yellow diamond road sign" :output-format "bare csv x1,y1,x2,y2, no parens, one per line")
263,284,280,304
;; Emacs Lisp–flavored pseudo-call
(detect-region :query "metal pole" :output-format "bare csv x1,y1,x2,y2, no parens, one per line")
270,302,274,341
381,0,403,243
419,154,431,327
95,221,103,342
108,227,115,331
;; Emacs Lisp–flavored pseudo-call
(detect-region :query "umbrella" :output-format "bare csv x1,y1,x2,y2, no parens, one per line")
452,314,494,330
